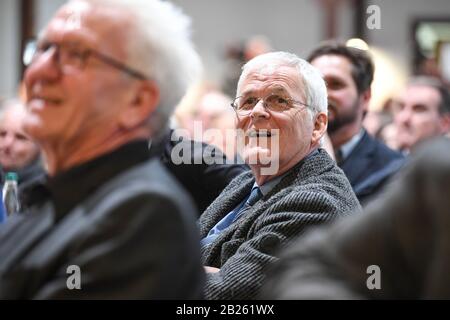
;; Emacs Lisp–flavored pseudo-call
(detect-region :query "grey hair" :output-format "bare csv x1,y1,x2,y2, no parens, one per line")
0,98,25,121
74,0,202,132
237,51,328,116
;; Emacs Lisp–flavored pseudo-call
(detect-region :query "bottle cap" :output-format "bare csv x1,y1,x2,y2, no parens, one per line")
5,172,18,182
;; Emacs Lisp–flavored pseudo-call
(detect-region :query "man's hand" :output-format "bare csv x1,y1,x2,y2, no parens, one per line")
204,266,220,273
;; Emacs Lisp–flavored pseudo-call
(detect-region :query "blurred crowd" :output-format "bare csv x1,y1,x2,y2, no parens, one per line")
0,0,449,300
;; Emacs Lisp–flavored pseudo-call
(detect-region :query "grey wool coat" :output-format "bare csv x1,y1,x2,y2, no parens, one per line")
199,148,361,299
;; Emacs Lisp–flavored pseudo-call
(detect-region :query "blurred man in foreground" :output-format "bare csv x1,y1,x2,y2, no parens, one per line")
0,0,203,299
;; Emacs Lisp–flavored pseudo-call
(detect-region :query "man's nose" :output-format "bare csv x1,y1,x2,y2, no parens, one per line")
0,135,14,149
24,47,61,86
250,99,269,119
395,107,411,126
326,88,338,98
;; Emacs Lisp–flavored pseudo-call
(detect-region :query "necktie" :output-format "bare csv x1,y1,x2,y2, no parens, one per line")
200,186,262,247
234,186,262,221
246,186,263,206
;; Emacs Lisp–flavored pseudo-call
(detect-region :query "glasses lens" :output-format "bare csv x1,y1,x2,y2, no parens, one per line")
266,94,289,112
233,94,303,115
59,45,87,69
234,97,254,115
23,40,37,66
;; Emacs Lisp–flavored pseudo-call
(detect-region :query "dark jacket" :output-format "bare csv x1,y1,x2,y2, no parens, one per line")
0,156,203,299
0,158,45,193
263,138,450,299
0,159,45,224
340,130,404,204
199,148,361,299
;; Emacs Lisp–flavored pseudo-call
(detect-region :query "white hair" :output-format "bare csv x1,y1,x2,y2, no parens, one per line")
237,51,328,116
0,98,26,121
74,0,202,130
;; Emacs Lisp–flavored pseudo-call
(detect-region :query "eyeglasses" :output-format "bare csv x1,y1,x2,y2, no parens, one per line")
230,93,310,116
23,40,148,80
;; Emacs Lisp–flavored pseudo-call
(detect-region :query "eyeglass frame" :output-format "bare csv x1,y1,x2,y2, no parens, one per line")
230,92,312,116
23,39,148,80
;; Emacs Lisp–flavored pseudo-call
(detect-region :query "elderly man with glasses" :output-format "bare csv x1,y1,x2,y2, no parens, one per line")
199,51,361,299
0,0,203,299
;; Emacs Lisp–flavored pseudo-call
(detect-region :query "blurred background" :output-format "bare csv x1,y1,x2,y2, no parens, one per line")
1,0,450,112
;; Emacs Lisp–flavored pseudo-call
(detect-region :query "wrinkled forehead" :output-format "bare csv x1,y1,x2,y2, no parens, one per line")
239,64,305,97
400,84,441,106
311,54,353,79
42,1,132,52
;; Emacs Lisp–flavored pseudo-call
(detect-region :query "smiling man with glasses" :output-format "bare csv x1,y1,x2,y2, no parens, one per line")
199,51,361,299
0,0,204,299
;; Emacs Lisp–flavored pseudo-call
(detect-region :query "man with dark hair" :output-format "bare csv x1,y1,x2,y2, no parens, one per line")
393,76,450,153
307,42,404,204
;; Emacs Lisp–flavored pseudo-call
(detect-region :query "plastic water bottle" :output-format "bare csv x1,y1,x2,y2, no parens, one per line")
2,172,20,217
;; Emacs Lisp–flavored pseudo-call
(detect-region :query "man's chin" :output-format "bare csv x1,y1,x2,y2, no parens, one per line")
396,133,414,150
0,161,15,171
328,117,356,134
241,147,275,166
23,116,50,142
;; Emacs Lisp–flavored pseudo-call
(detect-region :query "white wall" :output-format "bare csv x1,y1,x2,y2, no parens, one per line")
35,0,66,32
171,0,323,85
0,0,19,99
0,0,66,100
158,0,450,86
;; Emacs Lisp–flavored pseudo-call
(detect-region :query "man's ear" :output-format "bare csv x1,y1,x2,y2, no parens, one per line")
311,112,328,145
360,88,372,114
119,80,160,129
439,113,450,134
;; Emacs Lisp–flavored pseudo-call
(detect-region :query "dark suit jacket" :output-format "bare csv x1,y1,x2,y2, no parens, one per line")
340,130,404,204
199,149,361,299
1,158,45,199
0,158,44,186
263,138,450,299
151,130,249,214
0,159,203,299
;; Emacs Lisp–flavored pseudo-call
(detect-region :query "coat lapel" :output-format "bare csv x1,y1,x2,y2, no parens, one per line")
340,131,376,186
